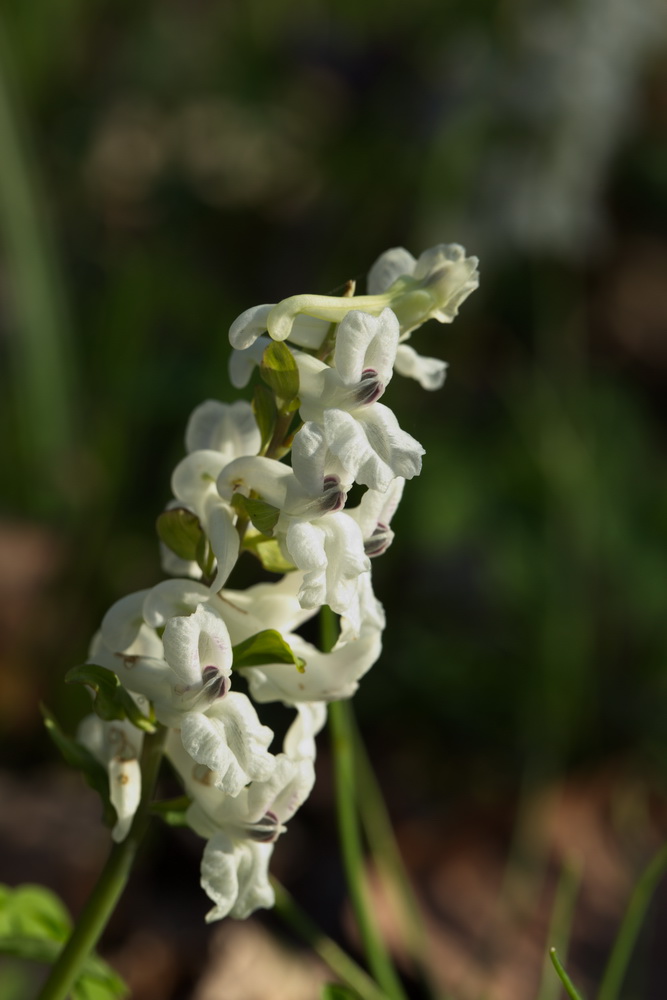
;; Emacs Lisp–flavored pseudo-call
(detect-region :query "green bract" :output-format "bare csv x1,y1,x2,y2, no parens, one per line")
66,664,156,733
233,629,306,672
156,506,204,562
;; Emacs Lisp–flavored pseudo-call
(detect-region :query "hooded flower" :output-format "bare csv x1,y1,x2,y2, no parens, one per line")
167,702,326,921
227,243,478,349
77,709,146,843
216,454,372,625
367,243,479,389
292,309,424,493
163,400,262,590
89,588,278,795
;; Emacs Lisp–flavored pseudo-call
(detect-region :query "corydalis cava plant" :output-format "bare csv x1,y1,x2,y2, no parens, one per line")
61,242,479,923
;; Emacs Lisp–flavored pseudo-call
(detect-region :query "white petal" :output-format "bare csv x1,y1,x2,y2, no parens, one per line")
229,304,273,350
321,408,391,491
101,591,151,653
394,343,447,390
202,495,240,591
114,655,175,706
201,834,274,921
180,692,276,797
333,309,397,388
162,604,233,686
286,314,331,349
352,478,405,539
293,352,328,412
283,703,327,759
172,450,229,507
160,542,200,580
185,399,261,459
354,404,424,484
218,573,316,643
412,244,480,323
228,337,271,389
109,757,141,843
143,579,211,628
367,247,417,293
246,622,381,703
217,455,291,510
286,515,369,619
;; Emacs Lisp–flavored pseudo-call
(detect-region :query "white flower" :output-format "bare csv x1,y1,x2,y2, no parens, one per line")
96,596,233,719
221,566,383,703
366,244,478,390
217,454,375,626
185,399,261,459
165,400,261,591
394,343,448,391
77,711,146,843
179,691,276,797
90,589,278,795
283,513,370,628
229,305,330,352
291,310,424,492
227,243,478,348
348,478,405,558
167,701,325,921
367,243,479,332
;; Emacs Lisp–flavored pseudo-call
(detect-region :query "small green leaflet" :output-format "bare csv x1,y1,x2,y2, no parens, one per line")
260,341,300,407
41,706,116,828
66,664,155,733
156,507,203,562
231,493,280,535
233,629,305,672
0,883,128,999
253,383,277,453
243,531,296,573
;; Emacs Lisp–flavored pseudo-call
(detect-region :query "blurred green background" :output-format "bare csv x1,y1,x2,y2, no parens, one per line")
1,1,667,995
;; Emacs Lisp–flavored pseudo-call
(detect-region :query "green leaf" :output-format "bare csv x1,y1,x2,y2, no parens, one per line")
243,531,296,573
245,497,280,534
150,796,191,827
253,383,277,453
156,507,203,562
66,664,155,733
233,629,305,672
42,707,116,828
321,985,360,1000
231,493,280,535
260,341,299,405
0,884,128,999
0,884,70,941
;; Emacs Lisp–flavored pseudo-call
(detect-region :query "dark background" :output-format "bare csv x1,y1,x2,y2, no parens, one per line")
1,2,667,998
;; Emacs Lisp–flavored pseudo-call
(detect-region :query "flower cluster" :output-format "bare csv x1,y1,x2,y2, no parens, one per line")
76,243,478,921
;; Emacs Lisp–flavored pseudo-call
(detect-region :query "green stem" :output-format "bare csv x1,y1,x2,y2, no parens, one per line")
351,718,443,999
272,879,389,1000
549,948,586,1000
37,725,167,1000
538,858,582,1000
328,696,408,1000
597,841,667,1000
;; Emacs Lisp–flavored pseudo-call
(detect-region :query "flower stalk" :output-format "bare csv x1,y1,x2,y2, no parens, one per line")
36,725,167,1000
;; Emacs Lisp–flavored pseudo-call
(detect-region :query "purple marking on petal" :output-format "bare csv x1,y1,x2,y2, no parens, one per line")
246,810,282,843
320,475,347,513
356,369,384,405
364,522,393,557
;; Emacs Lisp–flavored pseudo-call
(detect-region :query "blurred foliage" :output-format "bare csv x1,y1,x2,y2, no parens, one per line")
0,0,666,806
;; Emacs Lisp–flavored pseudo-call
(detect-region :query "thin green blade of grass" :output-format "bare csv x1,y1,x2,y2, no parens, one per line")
0,15,77,513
